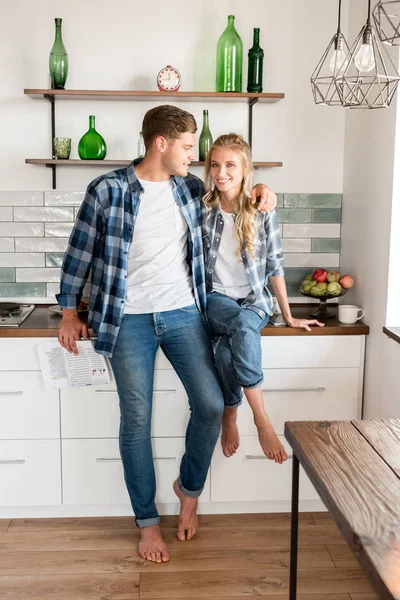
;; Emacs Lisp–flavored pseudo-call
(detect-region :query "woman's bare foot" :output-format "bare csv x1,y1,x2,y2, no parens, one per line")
221,407,240,457
255,417,288,464
138,524,170,563
173,479,199,541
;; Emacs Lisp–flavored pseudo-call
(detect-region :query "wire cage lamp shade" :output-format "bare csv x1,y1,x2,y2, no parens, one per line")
373,1,400,45
335,0,400,108
311,0,351,105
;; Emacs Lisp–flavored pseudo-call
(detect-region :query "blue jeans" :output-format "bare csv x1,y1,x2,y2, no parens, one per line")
206,292,269,408
109,304,224,528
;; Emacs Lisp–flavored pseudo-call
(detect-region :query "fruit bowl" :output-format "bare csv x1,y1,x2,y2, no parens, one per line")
298,287,349,319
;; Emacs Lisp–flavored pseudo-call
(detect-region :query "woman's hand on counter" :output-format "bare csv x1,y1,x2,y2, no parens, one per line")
284,316,325,331
58,310,89,355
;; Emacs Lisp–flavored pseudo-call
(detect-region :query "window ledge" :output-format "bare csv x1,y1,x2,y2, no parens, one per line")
383,326,400,345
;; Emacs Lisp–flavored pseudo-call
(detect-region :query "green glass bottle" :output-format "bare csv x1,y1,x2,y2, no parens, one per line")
247,28,264,93
78,116,107,160
49,18,68,90
216,15,243,92
199,110,213,162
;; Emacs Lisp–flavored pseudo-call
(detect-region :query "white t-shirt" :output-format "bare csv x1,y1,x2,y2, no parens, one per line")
212,209,252,300
124,178,194,313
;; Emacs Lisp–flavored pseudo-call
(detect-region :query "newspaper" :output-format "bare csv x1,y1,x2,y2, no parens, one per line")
37,340,110,391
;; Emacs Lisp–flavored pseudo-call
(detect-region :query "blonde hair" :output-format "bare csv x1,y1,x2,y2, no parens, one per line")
203,134,258,259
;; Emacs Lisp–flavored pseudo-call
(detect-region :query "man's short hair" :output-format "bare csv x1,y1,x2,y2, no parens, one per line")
142,105,197,150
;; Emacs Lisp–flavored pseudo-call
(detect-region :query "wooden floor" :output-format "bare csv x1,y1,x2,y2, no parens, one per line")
0,513,379,599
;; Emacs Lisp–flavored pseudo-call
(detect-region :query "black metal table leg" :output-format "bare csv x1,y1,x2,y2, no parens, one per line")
289,454,300,600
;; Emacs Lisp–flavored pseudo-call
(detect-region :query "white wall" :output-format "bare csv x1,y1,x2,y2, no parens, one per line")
0,0,347,192
341,0,400,418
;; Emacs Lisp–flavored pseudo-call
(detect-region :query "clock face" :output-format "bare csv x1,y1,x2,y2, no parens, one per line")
157,65,181,92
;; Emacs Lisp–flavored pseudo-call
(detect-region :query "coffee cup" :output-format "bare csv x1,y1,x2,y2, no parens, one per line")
338,305,364,324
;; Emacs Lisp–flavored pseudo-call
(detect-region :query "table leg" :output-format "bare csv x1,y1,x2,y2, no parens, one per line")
289,454,299,600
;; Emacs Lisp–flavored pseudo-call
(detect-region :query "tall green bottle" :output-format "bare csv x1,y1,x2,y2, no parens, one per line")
247,28,264,93
49,18,68,89
78,116,107,160
198,110,213,161
216,15,243,92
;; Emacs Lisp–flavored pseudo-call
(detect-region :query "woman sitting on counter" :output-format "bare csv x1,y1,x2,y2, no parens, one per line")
201,134,324,464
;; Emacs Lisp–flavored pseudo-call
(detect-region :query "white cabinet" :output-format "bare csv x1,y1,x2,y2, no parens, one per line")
0,440,61,506
62,437,210,505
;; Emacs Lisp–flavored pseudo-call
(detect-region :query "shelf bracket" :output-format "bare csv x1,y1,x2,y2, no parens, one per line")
248,97,259,150
44,94,56,189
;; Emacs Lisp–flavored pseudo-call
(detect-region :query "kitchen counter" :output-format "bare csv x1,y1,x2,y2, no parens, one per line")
0,305,369,337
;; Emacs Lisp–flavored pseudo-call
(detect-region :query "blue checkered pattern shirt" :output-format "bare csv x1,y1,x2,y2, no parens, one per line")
202,205,284,317
57,160,207,357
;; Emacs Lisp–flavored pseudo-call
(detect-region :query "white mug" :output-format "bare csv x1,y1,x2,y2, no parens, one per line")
338,305,365,324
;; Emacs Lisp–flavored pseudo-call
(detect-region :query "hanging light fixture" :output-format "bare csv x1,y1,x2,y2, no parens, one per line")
335,0,400,108
310,0,351,106
373,1,400,45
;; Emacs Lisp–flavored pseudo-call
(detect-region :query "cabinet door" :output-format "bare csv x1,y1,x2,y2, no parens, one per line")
0,338,55,371
61,370,189,438
237,367,360,436
0,440,61,506
211,436,319,503
0,371,59,439
62,438,210,505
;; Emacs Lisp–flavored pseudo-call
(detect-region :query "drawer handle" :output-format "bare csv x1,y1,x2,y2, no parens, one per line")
94,389,176,394
96,457,176,462
153,390,176,394
262,387,325,393
0,391,23,396
0,459,25,464
245,454,293,460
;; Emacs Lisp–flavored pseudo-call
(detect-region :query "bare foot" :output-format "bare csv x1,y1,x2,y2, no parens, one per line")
256,418,288,464
221,407,240,458
138,525,170,563
173,479,199,541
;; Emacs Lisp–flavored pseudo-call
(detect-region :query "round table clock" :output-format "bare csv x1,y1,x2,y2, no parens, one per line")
157,65,181,92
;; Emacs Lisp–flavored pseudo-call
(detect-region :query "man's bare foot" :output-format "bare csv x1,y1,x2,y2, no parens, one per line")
255,417,288,464
221,407,240,458
138,525,170,563
173,479,199,541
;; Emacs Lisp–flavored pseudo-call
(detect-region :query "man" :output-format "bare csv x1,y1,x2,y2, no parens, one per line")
57,105,277,564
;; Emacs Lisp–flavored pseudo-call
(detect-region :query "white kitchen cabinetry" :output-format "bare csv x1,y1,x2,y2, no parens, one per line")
0,335,365,517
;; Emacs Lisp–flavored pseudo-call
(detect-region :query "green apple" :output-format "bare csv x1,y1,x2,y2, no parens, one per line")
302,284,312,292
327,281,342,296
305,274,313,281
309,279,318,288
327,270,340,283
315,282,328,290
310,286,326,297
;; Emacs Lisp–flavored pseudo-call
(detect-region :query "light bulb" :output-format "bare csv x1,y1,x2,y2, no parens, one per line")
329,49,349,74
354,42,375,72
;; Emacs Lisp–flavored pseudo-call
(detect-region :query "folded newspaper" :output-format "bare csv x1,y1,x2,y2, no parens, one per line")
37,340,110,391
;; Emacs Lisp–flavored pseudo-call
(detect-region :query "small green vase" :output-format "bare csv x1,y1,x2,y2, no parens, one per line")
78,116,107,160
199,110,213,161
49,18,68,90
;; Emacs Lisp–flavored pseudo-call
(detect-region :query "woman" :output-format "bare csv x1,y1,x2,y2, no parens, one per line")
202,134,324,463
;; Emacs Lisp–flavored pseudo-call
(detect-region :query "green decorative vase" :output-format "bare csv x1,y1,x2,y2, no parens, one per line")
247,28,264,93
199,110,213,161
49,18,68,90
216,15,243,92
78,116,107,160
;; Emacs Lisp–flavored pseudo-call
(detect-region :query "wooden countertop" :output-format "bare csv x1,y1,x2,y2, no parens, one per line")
0,306,369,338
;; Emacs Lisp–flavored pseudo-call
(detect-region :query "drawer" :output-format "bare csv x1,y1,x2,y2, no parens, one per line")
0,440,61,506
0,371,59,439
0,338,55,371
211,436,319,503
237,367,360,436
62,438,210,505
261,336,363,369
61,370,189,438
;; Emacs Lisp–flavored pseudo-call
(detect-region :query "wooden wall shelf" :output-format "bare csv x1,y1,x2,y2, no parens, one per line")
25,159,283,169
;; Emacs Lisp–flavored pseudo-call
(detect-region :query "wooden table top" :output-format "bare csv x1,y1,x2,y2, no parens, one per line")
285,419,400,600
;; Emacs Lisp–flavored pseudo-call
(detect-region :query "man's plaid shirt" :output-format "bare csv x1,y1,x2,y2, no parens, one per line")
57,160,207,357
202,205,284,317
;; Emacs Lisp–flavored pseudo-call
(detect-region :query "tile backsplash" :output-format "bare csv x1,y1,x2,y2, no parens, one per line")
0,191,341,301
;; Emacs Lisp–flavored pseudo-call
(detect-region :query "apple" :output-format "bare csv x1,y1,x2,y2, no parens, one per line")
315,282,328,290
305,274,313,281
327,281,342,296
339,274,354,289
309,279,318,287
310,286,326,297
327,270,340,283
312,268,328,282
302,284,312,292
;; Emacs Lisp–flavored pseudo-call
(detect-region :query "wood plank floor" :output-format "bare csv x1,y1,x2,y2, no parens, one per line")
0,513,379,599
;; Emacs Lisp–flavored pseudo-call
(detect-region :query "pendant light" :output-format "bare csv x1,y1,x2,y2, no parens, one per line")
373,1,400,45
335,0,400,108
311,0,351,106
